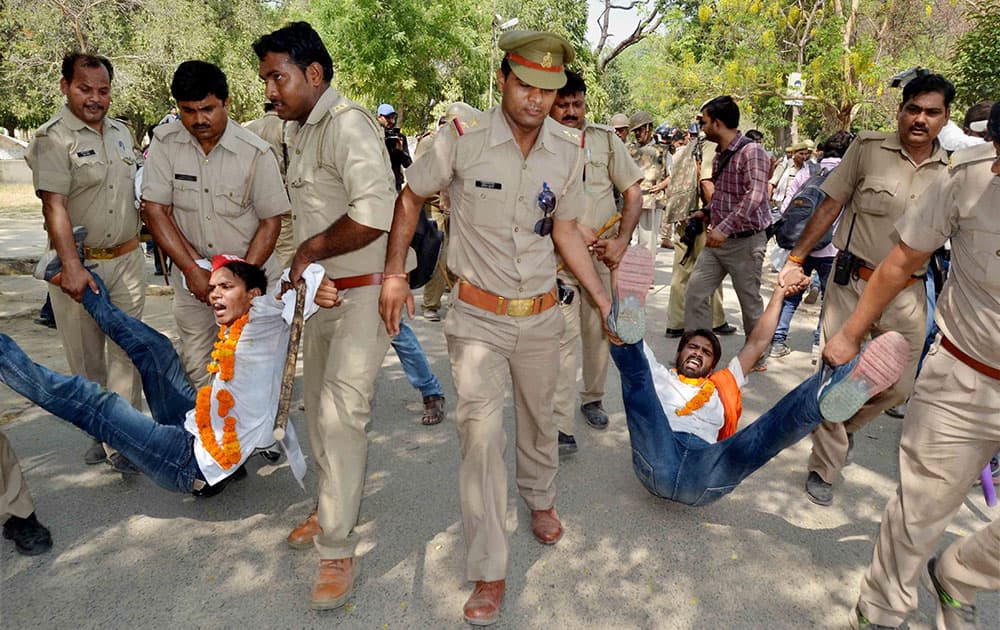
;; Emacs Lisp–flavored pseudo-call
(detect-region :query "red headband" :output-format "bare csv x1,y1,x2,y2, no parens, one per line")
211,254,246,271
506,53,563,73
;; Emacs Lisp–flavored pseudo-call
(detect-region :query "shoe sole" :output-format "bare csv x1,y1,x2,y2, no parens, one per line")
611,247,655,344
311,563,360,610
819,332,909,423
558,446,577,456
464,609,500,626
533,530,563,545
287,536,316,550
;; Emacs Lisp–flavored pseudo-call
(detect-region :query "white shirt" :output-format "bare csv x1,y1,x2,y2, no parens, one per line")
643,344,746,444
183,292,291,485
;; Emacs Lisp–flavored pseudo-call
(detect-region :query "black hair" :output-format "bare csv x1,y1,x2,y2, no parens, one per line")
901,73,955,109
675,329,722,372
745,129,764,143
222,261,267,295
171,60,229,102
988,102,1000,143
61,53,114,83
964,100,994,129
701,95,740,129
253,21,334,83
558,70,586,97
500,56,512,78
822,130,853,159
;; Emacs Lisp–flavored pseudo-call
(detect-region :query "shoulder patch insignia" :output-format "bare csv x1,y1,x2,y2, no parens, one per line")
948,142,995,171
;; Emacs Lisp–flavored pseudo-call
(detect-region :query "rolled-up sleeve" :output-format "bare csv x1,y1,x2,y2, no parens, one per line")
329,109,397,232
250,149,291,220
26,133,71,196
896,168,954,253
140,138,174,206
405,127,457,199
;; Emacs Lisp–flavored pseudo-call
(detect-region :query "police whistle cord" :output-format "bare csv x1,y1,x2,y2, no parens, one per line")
273,278,306,441
555,213,622,274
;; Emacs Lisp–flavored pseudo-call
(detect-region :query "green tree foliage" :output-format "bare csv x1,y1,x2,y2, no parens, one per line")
953,1,1000,104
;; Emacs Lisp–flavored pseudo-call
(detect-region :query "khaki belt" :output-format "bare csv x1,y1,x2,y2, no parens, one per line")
941,335,1000,380
331,272,385,289
853,263,922,288
457,281,557,317
84,237,139,260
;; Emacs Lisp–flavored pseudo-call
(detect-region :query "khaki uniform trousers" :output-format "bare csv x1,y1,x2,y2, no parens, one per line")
304,286,390,559
555,264,611,435
857,342,1000,626
1,432,34,521
49,248,144,409
809,277,925,482
421,208,451,313
666,222,726,331
634,204,663,256
684,231,766,335
444,298,562,581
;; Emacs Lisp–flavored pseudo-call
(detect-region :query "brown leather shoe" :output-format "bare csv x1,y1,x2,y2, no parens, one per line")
531,507,563,545
463,579,505,626
287,508,320,550
311,557,359,610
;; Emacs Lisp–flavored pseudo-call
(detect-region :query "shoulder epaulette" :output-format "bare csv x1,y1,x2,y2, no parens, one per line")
153,119,184,141
450,116,483,137
587,122,614,133
34,114,63,136
232,123,272,153
856,131,889,142
948,142,995,171
556,127,582,146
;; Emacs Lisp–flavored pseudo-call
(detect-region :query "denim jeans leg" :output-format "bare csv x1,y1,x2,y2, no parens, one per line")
0,335,200,492
610,341,681,497
82,273,195,425
772,296,800,344
391,317,443,399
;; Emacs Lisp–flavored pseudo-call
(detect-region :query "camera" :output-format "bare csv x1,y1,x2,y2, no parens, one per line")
384,126,405,150
557,279,575,305
833,251,856,286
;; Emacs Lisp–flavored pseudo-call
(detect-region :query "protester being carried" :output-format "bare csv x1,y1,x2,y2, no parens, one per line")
609,281,909,506
0,250,334,497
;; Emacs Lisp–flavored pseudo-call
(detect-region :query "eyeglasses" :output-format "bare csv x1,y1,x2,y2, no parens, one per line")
534,182,556,237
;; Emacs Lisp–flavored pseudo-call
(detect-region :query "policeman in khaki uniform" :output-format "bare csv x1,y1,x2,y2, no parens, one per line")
548,70,642,452
779,73,954,506
254,22,413,611
380,31,617,626
142,61,287,388
825,106,1000,630
628,110,670,255
26,54,145,467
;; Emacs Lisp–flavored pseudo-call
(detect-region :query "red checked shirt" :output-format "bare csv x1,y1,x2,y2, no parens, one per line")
706,133,772,235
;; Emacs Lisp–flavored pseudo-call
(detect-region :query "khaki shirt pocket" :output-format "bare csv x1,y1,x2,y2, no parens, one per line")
463,179,510,229
585,150,610,194
172,181,201,213
69,153,107,190
215,187,251,218
855,177,898,216
972,230,1000,289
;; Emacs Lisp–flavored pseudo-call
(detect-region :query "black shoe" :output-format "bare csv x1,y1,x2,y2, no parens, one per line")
664,327,684,338
192,464,248,498
713,322,737,335
580,401,609,430
34,315,57,329
805,471,833,506
557,431,578,456
84,440,107,465
3,512,52,556
108,452,142,476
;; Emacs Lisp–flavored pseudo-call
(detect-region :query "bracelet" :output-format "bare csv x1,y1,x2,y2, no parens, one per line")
181,263,199,276
383,273,408,281
787,254,805,265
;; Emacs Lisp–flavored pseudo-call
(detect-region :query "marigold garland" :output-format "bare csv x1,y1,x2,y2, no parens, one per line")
674,372,716,416
196,313,249,469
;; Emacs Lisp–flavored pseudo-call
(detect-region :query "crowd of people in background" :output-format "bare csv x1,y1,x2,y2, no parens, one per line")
1,22,997,630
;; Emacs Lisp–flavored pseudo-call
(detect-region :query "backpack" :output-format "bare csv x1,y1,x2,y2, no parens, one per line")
773,163,834,251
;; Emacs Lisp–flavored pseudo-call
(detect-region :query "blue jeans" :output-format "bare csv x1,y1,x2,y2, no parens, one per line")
0,275,202,493
610,341,849,506
772,255,834,346
391,316,443,399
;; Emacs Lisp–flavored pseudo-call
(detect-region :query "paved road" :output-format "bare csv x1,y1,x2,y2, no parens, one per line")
1,213,996,628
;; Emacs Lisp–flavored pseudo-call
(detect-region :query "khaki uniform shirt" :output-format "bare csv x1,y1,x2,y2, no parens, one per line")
896,142,1000,368
628,140,669,210
26,107,139,247
580,122,642,230
142,119,289,258
405,106,584,297
284,87,399,278
244,111,287,181
821,131,948,269
662,141,700,223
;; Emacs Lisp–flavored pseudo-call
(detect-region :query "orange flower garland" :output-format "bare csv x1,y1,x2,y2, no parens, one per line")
674,372,716,416
195,313,249,469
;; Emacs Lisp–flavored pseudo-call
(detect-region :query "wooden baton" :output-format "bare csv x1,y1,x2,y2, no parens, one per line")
555,212,622,273
273,279,306,441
